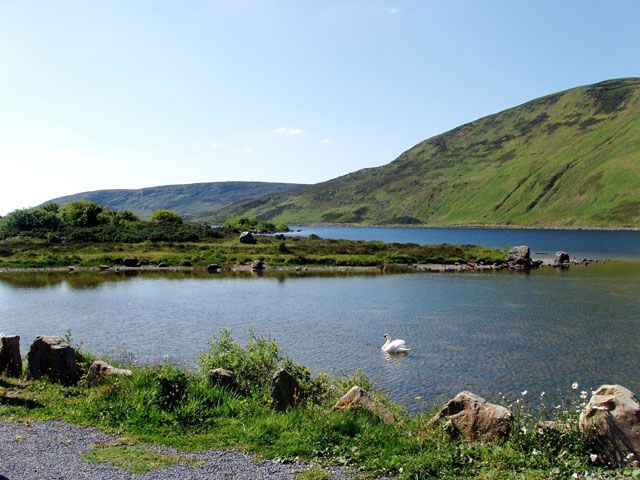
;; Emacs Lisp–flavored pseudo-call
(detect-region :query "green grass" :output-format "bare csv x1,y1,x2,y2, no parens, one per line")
0,330,628,479
295,467,333,480
216,78,640,228
0,234,506,269
82,440,204,473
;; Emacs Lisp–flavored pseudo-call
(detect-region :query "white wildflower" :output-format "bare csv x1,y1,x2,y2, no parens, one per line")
521,390,528,396
590,453,598,462
572,382,579,390
540,391,546,397
532,448,540,456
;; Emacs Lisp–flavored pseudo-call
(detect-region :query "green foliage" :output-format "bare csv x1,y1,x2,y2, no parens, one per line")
148,210,183,224
198,328,312,397
154,366,189,411
223,217,289,233
59,201,105,228
0,201,224,244
0,233,505,269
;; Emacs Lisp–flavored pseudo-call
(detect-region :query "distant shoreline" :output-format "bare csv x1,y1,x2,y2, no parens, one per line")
287,222,640,232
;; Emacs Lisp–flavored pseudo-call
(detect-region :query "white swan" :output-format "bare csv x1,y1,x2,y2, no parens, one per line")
381,333,411,353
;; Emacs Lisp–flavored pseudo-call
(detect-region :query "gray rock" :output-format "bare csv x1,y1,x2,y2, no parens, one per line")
270,369,302,411
207,368,238,392
579,384,640,466
27,336,80,386
86,360,132,387
552,251,570,267
0,335,22,378
239,231,257,244
207,264,221,273
251,259,265,271
429,391,513,442
507,246,530,265
333,386,395,424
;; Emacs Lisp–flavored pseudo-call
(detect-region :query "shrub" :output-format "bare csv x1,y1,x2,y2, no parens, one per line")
148,210,183,225
198,328,320,400
154,366,189,411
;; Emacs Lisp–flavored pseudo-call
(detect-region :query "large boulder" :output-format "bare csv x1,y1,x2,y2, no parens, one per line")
507,246,530,265
579,384,640,466
86,360,133,387
207,368,238,392
333,386,395,424
429,391,513,442
0,335,22,378
27,336,80,386
552,251,570,267
239,231,257,244
270,369,302,410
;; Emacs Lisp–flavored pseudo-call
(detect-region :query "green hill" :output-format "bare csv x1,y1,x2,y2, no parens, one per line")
217,78,640,228
48,182,306,220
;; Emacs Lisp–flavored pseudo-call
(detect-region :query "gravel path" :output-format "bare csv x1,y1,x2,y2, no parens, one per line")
0,421,358,480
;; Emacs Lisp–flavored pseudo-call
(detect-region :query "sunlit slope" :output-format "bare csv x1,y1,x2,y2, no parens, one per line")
220,78,640,227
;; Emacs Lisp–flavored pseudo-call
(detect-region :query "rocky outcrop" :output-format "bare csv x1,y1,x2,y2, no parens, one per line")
207,368,238,392
239,232,257,244
333,386,395,424
552,251,570,267
429,391,513,442
0,335,22,378
86,360,132,387
270,369,302,410
27,336,80,386
207,264,221,273
506,245,541,269
579,384,640,466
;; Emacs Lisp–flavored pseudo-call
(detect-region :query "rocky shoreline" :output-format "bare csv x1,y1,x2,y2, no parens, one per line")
0,245,604,275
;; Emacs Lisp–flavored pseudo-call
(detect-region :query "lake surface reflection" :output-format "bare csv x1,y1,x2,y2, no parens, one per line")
2,263,639,410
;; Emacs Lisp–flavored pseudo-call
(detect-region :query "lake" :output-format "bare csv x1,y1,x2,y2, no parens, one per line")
1,226,640,410
287,225,640,260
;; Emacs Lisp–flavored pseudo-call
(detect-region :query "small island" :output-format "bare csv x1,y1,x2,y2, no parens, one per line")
0,201,507,271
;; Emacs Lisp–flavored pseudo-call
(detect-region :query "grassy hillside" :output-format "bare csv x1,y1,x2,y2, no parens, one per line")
49,182,306,220
218,78,640,228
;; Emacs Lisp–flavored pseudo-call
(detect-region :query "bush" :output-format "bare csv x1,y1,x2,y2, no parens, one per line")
198,328,319,400
149,210,183,225
154,366,189,411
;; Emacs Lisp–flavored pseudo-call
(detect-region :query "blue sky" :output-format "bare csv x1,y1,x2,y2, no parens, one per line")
1,1,639,214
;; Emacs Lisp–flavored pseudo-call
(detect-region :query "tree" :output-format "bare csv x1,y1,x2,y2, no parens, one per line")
148,209,183,224
59,201,105,228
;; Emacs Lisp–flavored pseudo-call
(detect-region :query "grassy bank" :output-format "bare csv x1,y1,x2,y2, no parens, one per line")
0,331,618,479
0,234,506,270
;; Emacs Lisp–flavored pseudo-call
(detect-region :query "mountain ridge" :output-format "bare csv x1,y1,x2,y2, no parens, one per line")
48,181,306,220
212,78,640,228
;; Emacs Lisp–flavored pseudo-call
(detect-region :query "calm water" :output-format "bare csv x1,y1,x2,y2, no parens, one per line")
2,262,640,410
287,225,640,260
